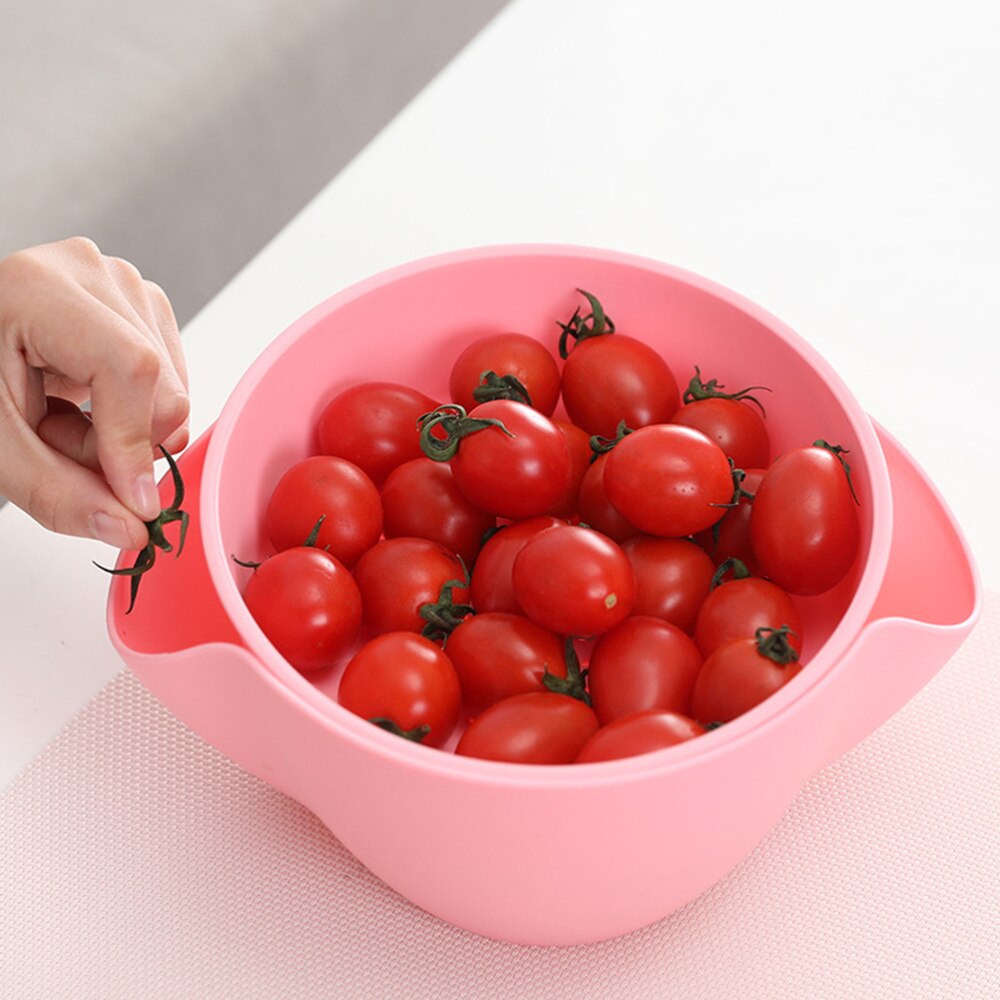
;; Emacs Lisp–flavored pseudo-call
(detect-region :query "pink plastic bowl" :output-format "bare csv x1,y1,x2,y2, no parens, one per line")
108,245,981,945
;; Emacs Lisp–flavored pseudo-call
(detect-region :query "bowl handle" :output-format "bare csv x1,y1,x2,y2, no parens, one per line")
817,419,982,766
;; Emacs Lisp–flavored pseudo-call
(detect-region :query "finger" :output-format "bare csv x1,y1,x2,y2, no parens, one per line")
37,402,101,473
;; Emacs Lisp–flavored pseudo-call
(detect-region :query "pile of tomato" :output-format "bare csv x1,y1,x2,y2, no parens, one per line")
237,289,861,765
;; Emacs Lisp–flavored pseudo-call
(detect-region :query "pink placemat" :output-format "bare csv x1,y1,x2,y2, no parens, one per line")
3,595,998,999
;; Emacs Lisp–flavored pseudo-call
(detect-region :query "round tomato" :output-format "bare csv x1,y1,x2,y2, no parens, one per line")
576,451,640,543
242,547,361,673
603,424,734,537
621,536,715,633
749,441,861,595
264,455,382,567
352,537,470,636
338,632,462,747
695,468,765,575
558,290,680,437
420,400,571,519
317,382,439,487
469,516,564,613
380,458,496,567
449,332,561,415
575,709,706,763
512,525,635,637
446,612,568,714
691,626,803,723
546,420,593,518
587,616,704,724
455,692,599,764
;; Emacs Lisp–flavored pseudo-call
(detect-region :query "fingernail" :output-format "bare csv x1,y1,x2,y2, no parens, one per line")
89,512,134,549
133,473,161,521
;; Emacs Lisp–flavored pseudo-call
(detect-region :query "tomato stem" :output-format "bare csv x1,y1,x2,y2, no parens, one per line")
370,718,432,742
557,289,616,359
542,637,592,705
418,404,513,463
419,564,476,645
588,419,633,461
710,557,752,590
754,625,800,665
683,366,772,416
471,370,533,407
813,439,860,505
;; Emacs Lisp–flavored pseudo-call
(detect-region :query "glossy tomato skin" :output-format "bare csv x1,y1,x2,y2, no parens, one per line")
449,332,561,415
455,692,599,764
512,525,635,637
603,424,734,537
446,612,567,714
450,400,572,520
587,616,704,724
317,382,439,487
670,397,770,469
621,536,715,633
264,455,382,567
695,468,766,576
576,451,640,544
749,445,861,595
352,537,469,636
575,709,706,763
338,632,462,747
693,575,802,658
546,420,593,518
561,335,680,438
243,547,361,673
469,516,564,613
691,636,803,723
380,458,496,567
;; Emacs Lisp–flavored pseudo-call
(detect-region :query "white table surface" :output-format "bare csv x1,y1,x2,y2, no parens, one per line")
2,0,997,802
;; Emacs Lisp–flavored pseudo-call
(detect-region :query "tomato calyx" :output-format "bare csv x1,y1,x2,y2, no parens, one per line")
541,637,591,705
418,404,513,462
683,365,772,417
754,625,800,666
419,570,476,645
369,717,432,743
231,516,328,571
94,445,189,614
813,439,860,505
710,556,753,590
557,288,616,359
471,370,533,407
588,419,634,462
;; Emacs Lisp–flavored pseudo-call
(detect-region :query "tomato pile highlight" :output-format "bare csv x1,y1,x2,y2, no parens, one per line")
236,289,862,765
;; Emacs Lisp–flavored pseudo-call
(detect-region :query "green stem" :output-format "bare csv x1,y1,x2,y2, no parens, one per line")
557,289,616,359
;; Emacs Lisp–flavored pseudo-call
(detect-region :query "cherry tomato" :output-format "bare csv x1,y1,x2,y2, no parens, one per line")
558,290,680,437
317,382,439,487
749,441,861,595
576,451,640,543
469,516,564,613
575,709,706,763
446,612,567,714
380,458,496,567
587,616,704,724
338,632,462,747
421,400,571,520
352,537,469,636
264,455,382,567
695,468,766,575
546,420,593,518
692,563,802,658
455,692,599,764
512,525,635,637
691,626,803,723
603,424,734,537
243,547,361,673
449,332,561,416
621,536,715,633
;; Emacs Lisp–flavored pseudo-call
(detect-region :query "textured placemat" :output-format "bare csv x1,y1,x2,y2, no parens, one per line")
2,596,998,1000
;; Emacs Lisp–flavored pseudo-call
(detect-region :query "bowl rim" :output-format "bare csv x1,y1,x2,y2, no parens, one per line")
201,242,893,786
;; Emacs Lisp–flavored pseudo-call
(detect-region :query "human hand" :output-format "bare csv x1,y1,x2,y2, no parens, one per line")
0,237,190,550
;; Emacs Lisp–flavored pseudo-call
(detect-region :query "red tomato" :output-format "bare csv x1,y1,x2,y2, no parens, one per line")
455,692,599,764
243,547,361,673
749,441,861,595
317,382,439,487
695,468,766,575
558,290,680,437
512,525,635,637
421,400,571,520
603,424,735,537
587,616,704,724
446,612,567,714
338,632,462,747
469,516,564,613
691,627,803,723
352,537,469,636
621,536,715,633
693,564,802,658
546,420,593,518
576,451,640,543
380,458,496,567
449,332,561,416
575,709,706,763
264,455,382,567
